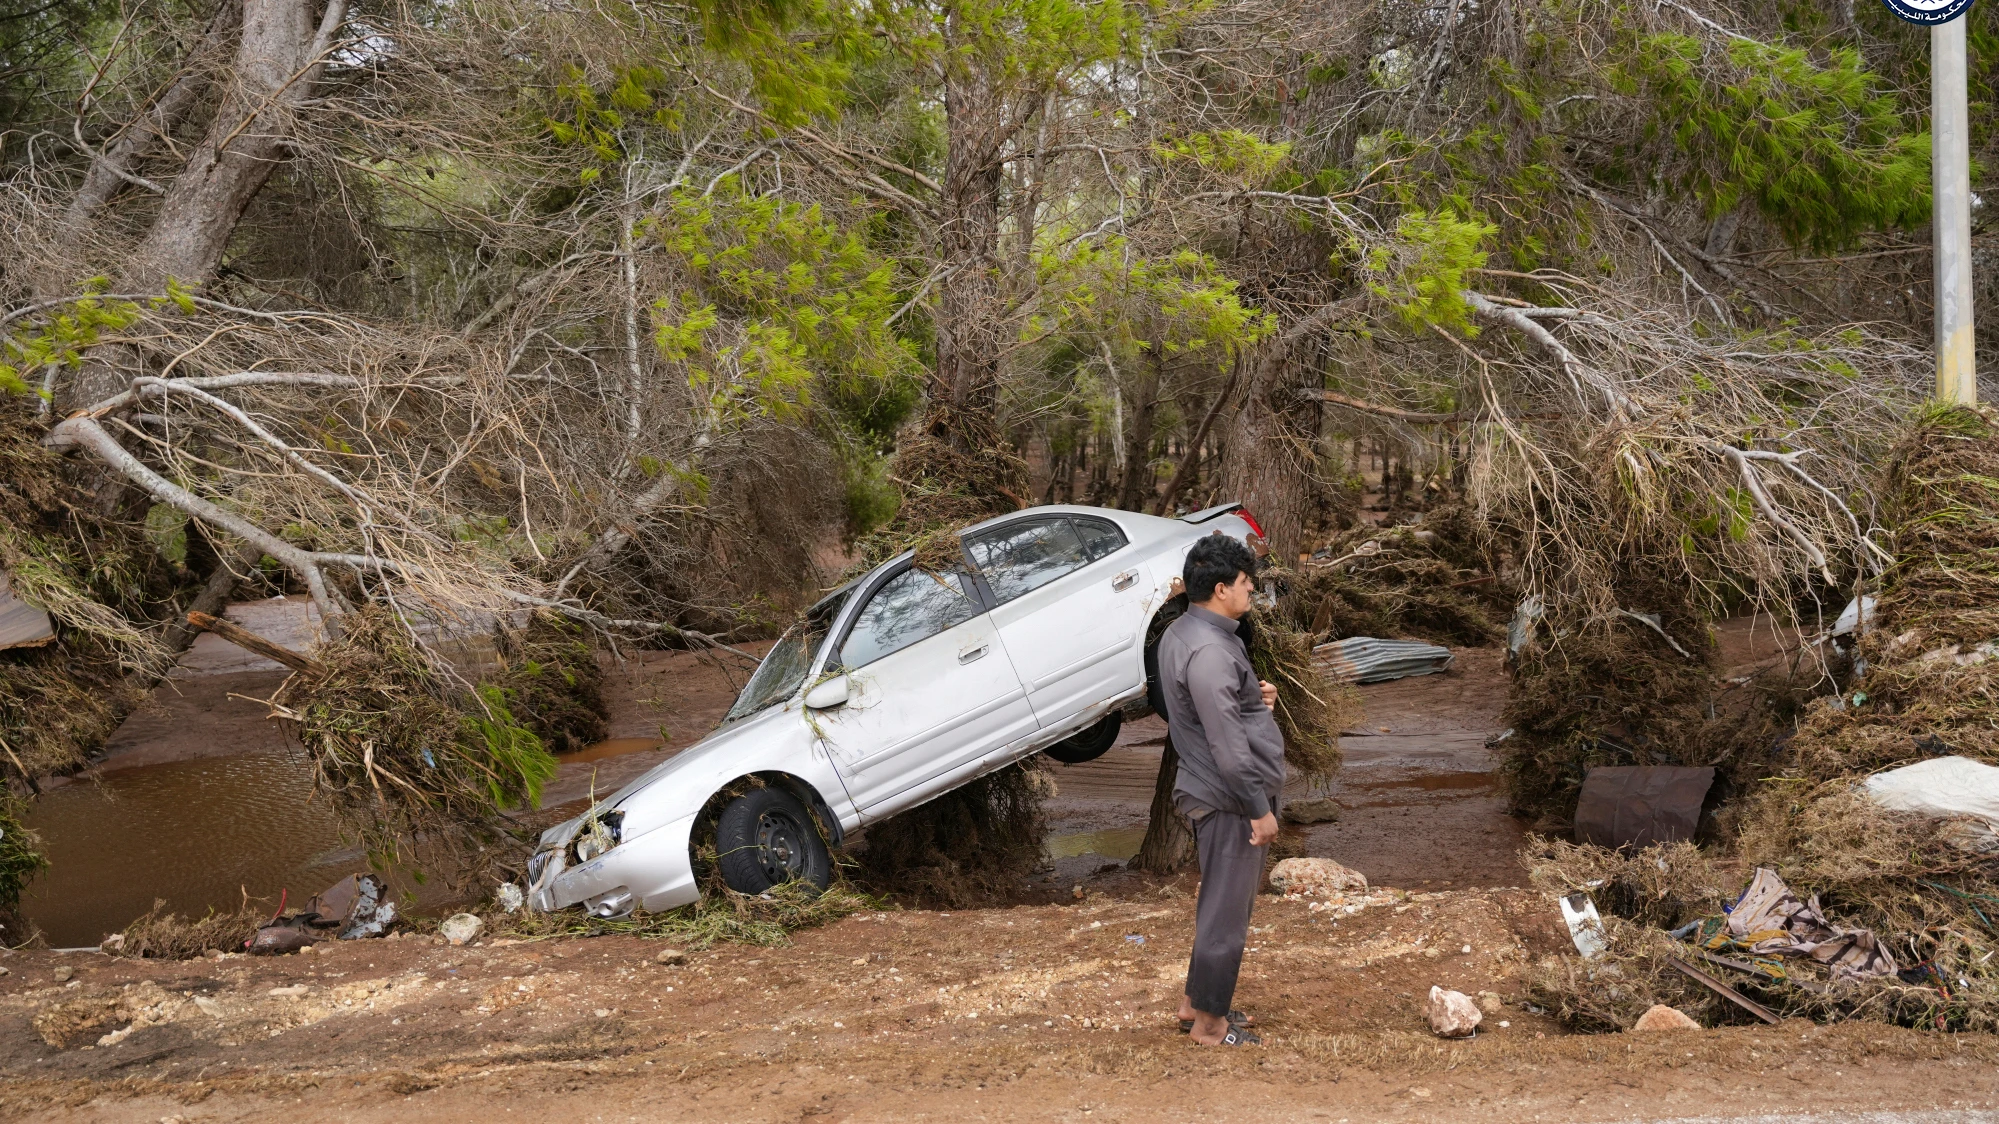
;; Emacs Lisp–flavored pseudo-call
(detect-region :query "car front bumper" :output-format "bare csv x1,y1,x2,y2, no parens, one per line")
525,811,701,917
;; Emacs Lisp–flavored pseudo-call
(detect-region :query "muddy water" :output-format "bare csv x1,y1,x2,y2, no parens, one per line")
21,751,351,949
1045,825,1147,862
19,734,682,949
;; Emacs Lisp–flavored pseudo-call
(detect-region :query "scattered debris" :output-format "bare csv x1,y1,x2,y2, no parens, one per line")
1827,594,1877,641
306,873,398,939
1426,985,1481,1037
495,882,526,913
1559,891,1608,959
1313,637,1455,684
0,571,53,651
1269,857,1367,896
249,916,323,955
1631,1004,1701,1032
1720,868,1897,981
1572,766,1714,849
1506,595,1543,658
1665,956,1780,1025
1861,756,1999,851
1281,797,1341,825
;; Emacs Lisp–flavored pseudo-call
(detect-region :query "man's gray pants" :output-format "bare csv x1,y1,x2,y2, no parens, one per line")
1185,809,1269,1017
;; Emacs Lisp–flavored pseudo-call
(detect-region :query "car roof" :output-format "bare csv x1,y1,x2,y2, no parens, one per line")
955,503,1177,539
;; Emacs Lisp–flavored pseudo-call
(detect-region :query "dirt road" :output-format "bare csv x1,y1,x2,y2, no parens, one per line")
6,879,1997,1123
14,631,1993,1121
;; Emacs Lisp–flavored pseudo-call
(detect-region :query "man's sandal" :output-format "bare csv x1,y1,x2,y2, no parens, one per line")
1178,1010,1254,1034
1215,1025,1261,1046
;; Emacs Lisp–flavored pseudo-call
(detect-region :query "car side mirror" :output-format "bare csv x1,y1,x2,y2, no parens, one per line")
803,674,850,710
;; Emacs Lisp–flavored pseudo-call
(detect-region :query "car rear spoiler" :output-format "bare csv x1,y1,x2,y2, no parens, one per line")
1179,501,1265,539
1178,501,1245,524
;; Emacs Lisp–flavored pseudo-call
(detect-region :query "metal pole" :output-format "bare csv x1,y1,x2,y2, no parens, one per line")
1933,18,1978,405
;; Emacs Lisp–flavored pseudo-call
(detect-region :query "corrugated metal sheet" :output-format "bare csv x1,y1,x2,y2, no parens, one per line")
1312,636,1455,684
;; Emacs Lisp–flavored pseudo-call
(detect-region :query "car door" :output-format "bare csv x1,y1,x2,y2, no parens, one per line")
965,513,1149,731
812,563,1038,815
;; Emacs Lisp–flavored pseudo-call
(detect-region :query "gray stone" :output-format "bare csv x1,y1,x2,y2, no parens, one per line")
440,913,484,947
1282,798,1341,825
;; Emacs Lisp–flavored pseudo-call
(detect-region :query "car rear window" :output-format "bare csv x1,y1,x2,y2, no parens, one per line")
1072,516,1127,561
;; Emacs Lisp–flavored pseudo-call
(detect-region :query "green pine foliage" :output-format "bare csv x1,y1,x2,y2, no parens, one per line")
1620,32,1931,252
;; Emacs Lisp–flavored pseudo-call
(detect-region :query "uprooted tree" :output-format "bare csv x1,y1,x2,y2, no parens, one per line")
0,0,1991,969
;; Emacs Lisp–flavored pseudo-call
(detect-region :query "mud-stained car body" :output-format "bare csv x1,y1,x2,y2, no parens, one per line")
525,502,1261,917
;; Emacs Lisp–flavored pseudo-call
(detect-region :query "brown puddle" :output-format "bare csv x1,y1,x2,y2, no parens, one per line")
554,737,664,765
20,734,668,949
1045,826,1147,862
21,750,352,949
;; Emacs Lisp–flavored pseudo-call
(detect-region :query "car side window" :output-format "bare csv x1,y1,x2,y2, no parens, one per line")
1072,516,1127,561
967,516,1093,605
836,568,981,669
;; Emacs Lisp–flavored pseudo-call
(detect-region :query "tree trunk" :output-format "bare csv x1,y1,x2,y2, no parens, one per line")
65,1,243,230
1218,350,1307,557
1132,737,1196,873
1215,296,1366,557
63,0,347,410
928,65,1006,448
1115,357,1160,510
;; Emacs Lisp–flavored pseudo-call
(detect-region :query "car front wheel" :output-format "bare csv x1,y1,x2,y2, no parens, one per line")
715,787,832,894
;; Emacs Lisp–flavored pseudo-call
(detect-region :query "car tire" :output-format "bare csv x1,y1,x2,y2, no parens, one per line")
715,787,832,895
1043,711,1122,765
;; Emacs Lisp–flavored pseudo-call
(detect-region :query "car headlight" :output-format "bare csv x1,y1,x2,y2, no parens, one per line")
570,811,623,865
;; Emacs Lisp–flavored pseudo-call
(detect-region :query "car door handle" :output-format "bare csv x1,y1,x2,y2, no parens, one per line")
958,644,989,664
1112,569,1137,591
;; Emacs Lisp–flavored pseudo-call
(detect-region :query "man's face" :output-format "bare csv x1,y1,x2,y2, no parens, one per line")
1204,570,1255,619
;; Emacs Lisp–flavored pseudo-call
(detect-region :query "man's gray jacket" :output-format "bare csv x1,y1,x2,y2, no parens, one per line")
1156,604,1286,819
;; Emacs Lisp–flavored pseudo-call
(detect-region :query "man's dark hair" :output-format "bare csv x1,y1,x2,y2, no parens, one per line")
1183,533,1257,603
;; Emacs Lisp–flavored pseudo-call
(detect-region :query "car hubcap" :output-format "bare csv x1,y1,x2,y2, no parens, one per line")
755,810,806,884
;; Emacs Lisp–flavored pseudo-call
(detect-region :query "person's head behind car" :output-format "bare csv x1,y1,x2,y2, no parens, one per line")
1184,533,1257,610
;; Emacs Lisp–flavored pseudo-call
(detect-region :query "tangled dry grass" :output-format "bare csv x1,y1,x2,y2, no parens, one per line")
1247,606,1356,781
1288,505,1511,648
854,761,1053,909
1524,405,1999,1033
110,899,269,960
270,608,589,879
495,877,878,948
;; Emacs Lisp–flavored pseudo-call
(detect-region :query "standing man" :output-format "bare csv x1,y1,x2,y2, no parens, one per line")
1157,533,1283,1047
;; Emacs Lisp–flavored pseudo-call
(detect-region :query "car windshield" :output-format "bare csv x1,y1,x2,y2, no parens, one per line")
724,592,847,722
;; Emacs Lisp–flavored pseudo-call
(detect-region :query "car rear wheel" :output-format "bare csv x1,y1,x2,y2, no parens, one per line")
715,787,832,894
1043,711,1122,765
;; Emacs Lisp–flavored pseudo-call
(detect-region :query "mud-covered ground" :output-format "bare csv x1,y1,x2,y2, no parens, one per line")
13,614,1992,1120
5,882,1998,1122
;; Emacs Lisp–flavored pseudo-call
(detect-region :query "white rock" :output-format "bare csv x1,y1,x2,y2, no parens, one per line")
1269,857,1368,896
1631,1004,1701,1032
440,913,484,947
495,883,525,913
654,947,688,966
1427,986,1482,1038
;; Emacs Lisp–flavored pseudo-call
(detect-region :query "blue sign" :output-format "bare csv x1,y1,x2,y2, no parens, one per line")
1881,0,1974,23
